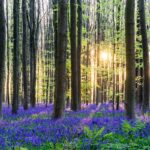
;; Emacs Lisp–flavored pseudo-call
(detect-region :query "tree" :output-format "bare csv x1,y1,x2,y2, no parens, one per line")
53,0,68,119
29,0,36,107
77,0,82,110
138,0,149,113
6,0,10,107
53,0,58,103
0,0,6,117
70,0,78,111
22,0,28,110
12,0,20,114
136,1,143,109
125,0,136,119
96,0,101,105
116,2,121,110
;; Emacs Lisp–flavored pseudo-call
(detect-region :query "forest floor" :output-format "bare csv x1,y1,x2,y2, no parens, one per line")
0,103,150,150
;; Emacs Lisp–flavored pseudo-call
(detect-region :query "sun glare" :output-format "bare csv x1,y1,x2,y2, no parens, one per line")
101,51,108,61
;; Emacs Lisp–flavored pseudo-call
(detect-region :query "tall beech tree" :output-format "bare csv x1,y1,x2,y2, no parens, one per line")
0,0,6,117
77,0,82,110
6,0,10,107
136,1,143,109
22,0,28,110
138,0,149,113
96,0,101,105
116,3,121,110
29,0,36,107
125,0,136,119
12,0,20,114
70,0,78,111
53,0,68,119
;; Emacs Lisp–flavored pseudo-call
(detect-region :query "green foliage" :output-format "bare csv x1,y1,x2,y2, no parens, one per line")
83,126,105,140
31,114,48,120
15,147,28,150
122,120,145,135
93,112,103,118
16,121,149,150
100,138,150,150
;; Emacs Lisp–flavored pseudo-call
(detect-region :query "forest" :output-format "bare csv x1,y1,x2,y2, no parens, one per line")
0,0,150,149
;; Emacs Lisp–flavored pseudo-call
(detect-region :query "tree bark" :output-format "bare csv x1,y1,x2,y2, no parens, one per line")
53,0,68,119
12,0,20,114
0,0,6,117
96,0,101,105
125,0,136,119
116,3,121,110
136,1,143,109
30,0,36,107
139,0,149,113
22,0,28,110
6,0,10,108
70,0,78,111
77,0,82,110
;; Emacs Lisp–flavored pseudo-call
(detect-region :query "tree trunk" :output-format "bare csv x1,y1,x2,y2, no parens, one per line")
112,0,116,110
6,0,10,108
77,0,82,110
96,0,101,105
0,0,6,117
70,0,78,111
125,0,136,119
12,0,20,114
30,0,36,107
22,0,28,110
53,0,68,119
139,0,150,114
116,3,121,110
136,1,143,109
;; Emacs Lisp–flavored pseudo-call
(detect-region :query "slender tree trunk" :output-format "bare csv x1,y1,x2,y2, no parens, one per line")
12,0,20,114
136,1,143,109
22,0,28,110
70,0,78,111
139,0,149,113
112,0,116,110
116,3,121,110
116,62,120,110
6,0,10,108
30,0,36,107
125,0,136,119
96,0,101,105
0,0,6,117
53,0,68,119
85,43,90,105
77,0,82,110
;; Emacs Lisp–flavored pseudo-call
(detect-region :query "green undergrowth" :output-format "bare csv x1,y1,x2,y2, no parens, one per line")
14,120,150,150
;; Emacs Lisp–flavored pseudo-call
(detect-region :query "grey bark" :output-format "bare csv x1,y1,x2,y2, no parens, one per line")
0,0,6,117
12,0,20,114
125,0,136,119
53,0,68,119
70,0,78,111
77,0,82,110
139,0,150,113
22,0,28,110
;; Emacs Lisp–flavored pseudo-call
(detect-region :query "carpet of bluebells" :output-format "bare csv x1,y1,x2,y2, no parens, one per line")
0,103,150,150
